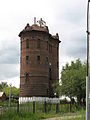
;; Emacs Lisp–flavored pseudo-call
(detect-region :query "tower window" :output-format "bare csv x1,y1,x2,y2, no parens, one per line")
46,57,48,64
37,55,40,64
26,39,29,49
26,56,29,60
37,39,40,49
26,56,29,63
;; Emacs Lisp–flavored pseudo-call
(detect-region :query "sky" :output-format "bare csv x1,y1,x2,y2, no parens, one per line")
0,0,87,87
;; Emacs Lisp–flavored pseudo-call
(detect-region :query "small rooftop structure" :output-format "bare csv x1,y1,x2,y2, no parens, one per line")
0,92,3,97
0,92,6,101
19,17,49,37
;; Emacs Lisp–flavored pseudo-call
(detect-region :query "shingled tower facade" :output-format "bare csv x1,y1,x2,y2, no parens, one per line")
19,18,60,97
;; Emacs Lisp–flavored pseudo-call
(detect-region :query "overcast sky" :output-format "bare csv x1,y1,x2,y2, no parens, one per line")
0,0,87,87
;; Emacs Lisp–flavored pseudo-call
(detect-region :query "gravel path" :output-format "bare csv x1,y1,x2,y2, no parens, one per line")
43,115,81,120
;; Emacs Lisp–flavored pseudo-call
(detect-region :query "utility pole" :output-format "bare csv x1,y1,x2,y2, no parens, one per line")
86,0,90,120
8,83,11,107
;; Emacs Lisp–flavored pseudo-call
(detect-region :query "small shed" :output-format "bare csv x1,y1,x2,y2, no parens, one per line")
0,92,6,101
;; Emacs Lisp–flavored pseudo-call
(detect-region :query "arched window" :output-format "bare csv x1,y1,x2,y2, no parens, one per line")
37,55,40,64
26,56,29,64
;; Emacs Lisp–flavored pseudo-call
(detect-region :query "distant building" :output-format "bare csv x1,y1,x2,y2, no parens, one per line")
0,92,6,101
19,18,61,98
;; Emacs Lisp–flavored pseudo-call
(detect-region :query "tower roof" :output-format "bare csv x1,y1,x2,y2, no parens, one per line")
19,23,49,37
19,18,60,43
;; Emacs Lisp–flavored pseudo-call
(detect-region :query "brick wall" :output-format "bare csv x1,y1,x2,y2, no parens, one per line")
19,25,60,97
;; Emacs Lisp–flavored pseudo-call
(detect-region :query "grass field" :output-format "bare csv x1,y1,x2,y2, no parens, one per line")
0,101,86,120
0,107,85,120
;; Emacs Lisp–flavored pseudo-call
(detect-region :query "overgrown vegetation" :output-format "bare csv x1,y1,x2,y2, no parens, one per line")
0,82,19,97
0,103,85,120
54,59,86,105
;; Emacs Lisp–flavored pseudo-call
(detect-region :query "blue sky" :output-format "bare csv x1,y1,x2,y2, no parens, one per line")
0,0,87,87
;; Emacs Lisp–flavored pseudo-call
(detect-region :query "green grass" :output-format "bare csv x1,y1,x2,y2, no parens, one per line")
0,102,86,120
0,108,85,120
61,109,85,120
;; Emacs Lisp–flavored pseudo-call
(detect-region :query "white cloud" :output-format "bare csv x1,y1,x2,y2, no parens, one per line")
0,76,20,88
0,64,19,79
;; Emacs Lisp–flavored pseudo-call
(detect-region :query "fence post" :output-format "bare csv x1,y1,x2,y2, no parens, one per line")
70,101,72,112
0,106,2,116
17,99,19,113
44,100,47,113
56,103,59,113
33,101,35,113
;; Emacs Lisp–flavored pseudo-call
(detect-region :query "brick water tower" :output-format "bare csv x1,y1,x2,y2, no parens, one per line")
19,18,61,97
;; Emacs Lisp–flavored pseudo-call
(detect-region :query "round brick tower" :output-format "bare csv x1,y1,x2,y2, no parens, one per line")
19,18,60,97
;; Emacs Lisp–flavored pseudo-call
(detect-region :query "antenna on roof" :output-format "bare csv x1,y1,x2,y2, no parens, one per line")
34,17,36,24
37,18,46,27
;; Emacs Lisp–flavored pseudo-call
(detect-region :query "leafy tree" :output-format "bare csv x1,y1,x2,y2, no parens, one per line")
3,86,19,97
61,59,86,105
0,82,19,97
0,82,8,91
53,81,61,97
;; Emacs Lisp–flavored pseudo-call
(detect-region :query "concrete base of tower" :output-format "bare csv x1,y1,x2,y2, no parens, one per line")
19,97,59,104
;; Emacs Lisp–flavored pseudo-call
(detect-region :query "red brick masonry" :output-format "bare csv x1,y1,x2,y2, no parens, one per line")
19,22,61,97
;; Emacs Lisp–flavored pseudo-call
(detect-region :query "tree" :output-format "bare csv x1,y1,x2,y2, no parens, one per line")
3,86,19,97
0,82,8,91
0,82,19,97
61,59,86,105
52,80,61,97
